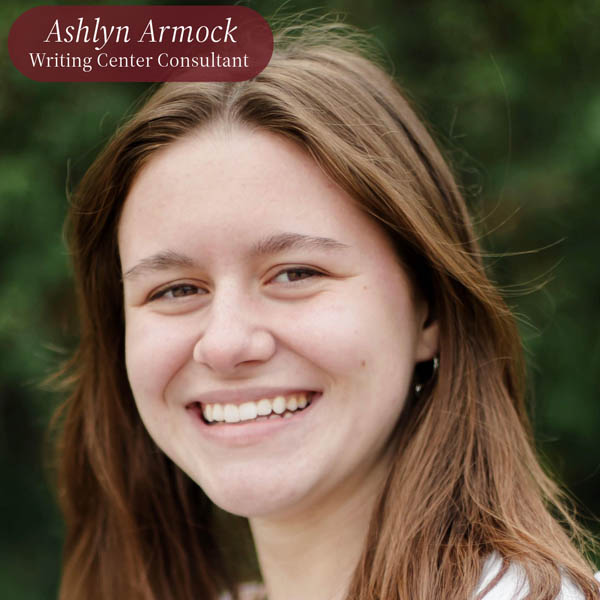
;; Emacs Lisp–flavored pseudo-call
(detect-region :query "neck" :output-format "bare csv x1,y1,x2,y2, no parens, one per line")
248,457,390,600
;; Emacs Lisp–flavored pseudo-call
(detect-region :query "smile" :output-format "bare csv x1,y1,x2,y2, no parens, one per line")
192,392,315,425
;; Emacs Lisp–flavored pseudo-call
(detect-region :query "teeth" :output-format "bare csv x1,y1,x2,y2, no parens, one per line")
239,402,257,421
223,404,240,423
212,403,224,422
257,399,272,416
200,392,311,424
286,396,298,411
272,395,286,414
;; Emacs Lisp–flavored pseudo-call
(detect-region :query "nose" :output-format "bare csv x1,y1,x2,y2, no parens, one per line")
192,289,276,374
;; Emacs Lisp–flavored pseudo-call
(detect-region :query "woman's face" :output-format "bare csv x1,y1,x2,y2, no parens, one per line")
118,127,438,518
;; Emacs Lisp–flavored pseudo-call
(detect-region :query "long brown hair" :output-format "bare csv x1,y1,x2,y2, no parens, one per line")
52,22,599,600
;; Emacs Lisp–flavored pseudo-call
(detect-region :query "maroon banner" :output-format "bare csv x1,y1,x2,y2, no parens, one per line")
8,5,273,82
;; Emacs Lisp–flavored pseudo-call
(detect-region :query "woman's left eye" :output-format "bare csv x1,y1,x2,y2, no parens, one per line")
271,267,324,284
149,284,204,301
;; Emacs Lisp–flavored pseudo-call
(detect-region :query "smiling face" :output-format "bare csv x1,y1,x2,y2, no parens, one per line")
118,127,438,519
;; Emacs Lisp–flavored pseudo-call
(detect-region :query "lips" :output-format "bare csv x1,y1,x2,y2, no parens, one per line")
199,392,315,424
185,388,320,425
185,390,322,447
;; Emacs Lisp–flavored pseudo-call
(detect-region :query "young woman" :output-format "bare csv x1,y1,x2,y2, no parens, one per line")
53,23,599,600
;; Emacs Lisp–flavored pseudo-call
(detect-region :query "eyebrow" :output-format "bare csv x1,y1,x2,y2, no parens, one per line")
251,232,350,256
122,232,350,281
122,250,195,281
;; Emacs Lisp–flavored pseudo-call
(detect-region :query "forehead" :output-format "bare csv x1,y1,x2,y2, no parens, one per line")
118,127,395,265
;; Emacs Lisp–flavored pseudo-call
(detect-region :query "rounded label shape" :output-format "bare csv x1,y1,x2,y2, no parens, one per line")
8,5,273,82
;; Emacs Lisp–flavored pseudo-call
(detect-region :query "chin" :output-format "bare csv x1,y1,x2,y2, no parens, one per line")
198,471,314,519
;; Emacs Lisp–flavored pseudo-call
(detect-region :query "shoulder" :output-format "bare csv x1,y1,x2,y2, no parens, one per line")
219,582,266,600
476,552,600,599
219,562,599,600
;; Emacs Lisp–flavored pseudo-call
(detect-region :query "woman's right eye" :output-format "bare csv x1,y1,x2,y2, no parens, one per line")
148,283,206,302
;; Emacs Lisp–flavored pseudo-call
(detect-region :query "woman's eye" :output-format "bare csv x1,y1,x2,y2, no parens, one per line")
149,284,204,301
271,268,323,284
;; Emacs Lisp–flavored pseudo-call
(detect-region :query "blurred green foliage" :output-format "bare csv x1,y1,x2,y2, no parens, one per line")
1,0,599,597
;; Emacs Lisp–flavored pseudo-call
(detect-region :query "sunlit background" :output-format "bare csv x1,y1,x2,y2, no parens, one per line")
1,0,599,597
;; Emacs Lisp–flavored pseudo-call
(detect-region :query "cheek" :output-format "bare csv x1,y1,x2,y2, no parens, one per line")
276,284,418,383
275,296,370,376
124,313,195,404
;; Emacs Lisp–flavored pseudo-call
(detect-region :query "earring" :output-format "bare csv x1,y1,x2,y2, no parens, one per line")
415,356,439,395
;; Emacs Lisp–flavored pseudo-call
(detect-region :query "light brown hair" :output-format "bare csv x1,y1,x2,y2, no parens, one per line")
52,22,599,600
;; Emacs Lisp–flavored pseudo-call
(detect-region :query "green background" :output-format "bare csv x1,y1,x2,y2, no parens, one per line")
1,1,599,597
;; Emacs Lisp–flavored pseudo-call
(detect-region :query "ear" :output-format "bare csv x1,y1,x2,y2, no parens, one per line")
415,307,439,362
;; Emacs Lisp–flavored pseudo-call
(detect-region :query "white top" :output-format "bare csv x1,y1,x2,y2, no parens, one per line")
221,554,600,599
476,553,600,599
